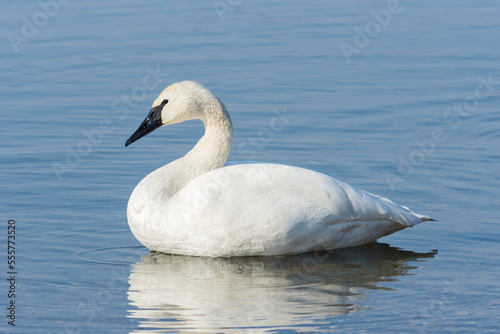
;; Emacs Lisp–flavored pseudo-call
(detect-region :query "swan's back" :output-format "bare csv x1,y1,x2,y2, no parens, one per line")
132,164,430,256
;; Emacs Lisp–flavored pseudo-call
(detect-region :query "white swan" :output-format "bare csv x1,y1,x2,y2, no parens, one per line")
125,81,433,257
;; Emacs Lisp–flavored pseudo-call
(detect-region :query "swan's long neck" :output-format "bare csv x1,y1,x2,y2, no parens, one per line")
150,100,233,198
184,102,233,175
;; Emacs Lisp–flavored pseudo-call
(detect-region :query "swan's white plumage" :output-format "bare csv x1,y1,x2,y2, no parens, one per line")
126,81,433,257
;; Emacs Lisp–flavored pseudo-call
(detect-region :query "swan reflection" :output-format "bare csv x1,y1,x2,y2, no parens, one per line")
127,243,434,333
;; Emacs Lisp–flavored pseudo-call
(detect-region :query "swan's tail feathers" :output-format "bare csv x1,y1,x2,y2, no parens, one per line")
366,192,435,225
394,209,436,226
416,214,436,222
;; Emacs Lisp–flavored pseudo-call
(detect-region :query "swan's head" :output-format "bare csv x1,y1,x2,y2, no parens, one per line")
125,81,216,147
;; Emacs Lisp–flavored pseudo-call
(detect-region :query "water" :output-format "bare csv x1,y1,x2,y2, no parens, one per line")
1,0,499,332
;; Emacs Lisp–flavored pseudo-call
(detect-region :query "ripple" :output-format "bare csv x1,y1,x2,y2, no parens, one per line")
23,226,147,266
74,245,146,266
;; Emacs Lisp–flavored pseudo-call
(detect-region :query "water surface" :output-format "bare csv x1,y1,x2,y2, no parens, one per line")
1,0,499,333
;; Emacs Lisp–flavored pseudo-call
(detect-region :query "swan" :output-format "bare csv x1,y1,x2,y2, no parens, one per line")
125,81,433,257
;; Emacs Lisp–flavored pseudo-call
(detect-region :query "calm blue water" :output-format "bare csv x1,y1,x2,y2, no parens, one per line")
1,0,499,332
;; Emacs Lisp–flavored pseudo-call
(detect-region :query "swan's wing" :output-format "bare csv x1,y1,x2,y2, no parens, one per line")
176,163,432,228
166,163,433,255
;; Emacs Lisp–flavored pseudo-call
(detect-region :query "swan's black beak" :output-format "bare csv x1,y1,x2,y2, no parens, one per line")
125,105,163,147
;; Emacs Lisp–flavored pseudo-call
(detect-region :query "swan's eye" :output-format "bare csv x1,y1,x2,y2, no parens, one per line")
161,99,168,106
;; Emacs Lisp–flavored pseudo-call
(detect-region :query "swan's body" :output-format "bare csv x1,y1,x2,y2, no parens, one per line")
125,81,433,257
